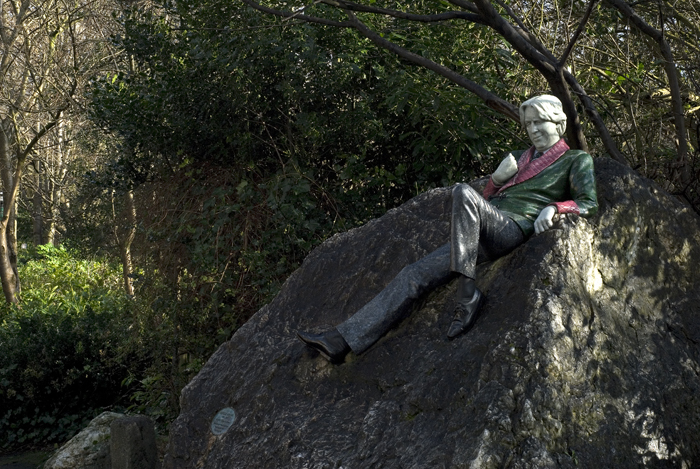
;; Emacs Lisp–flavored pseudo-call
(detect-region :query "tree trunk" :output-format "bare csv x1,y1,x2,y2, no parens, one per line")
0,220,18,303
114,189,137,296
48,120,69,247
45,177,61,246
33,168,43,245
7,198,19,294
547,70,589,151
0,121,19,303
50,186,61,246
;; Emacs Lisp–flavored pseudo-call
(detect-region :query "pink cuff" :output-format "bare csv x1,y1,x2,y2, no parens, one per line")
550,201,580,215
483,178,499,198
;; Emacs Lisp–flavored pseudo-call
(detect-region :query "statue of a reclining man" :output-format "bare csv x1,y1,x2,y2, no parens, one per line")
297,94,599,364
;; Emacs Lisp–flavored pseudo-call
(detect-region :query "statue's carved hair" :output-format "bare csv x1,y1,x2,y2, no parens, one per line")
519,95,567,137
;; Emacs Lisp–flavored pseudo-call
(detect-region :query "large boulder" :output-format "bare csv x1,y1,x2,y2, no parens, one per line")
110,416,158,469
44,411,123,469
164,159,700,468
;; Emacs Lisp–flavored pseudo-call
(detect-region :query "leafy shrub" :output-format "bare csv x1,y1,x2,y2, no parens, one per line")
0,245,134,450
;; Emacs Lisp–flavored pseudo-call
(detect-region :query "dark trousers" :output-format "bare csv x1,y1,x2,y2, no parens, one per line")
336,184,525,354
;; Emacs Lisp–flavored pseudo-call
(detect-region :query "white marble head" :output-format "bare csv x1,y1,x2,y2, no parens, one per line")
519,95,567,151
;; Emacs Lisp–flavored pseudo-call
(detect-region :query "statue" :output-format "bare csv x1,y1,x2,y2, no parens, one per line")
297,95,598,364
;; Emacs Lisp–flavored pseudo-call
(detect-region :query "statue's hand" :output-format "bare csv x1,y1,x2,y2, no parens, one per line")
491,153,518,186
534,205,557,234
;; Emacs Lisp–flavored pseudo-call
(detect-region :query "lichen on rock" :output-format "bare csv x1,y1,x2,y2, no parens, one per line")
44,411,123,469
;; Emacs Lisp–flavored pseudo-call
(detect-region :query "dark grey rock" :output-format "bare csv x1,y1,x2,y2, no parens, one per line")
164,159,700,468
110,416,157,469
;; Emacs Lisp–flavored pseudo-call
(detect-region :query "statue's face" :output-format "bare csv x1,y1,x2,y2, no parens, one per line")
523,107,561,151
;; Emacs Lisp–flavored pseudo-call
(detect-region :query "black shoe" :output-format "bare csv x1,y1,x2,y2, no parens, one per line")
447,288,484,340
297,328,350,364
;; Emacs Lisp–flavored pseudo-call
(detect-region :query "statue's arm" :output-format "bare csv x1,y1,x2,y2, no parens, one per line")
549,153,598,218
483,153,519,198
483,178,498,199
536,153,598,234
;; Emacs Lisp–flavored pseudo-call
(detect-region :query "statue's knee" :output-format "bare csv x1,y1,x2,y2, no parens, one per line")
452,183,477,206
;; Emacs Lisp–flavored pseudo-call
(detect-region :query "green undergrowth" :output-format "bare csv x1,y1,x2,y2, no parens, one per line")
0,245,134,451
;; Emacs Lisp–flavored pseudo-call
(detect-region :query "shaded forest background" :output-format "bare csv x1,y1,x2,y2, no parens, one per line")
0,0,699,452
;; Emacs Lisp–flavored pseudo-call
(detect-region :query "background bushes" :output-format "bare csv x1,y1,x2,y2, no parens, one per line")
0,246,135,449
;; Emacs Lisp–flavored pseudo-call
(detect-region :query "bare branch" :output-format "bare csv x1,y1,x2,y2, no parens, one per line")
12,47,30,110
19,111,62,162
445,0,479,14
482,0,559,63
471,0,557,77
325,0,486,24
0,2,7,46
604,0,688,181
492,0,527,32
564,70,628,163
559,0,598,67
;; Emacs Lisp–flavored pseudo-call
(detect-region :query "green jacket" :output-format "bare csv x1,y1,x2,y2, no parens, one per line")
486,149,598,237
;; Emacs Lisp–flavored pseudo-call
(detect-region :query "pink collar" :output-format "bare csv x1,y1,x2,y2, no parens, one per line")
495,138,570,194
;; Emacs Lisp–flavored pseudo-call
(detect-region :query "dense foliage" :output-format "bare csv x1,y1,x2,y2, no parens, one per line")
245,0,700,207
0,246,133,449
